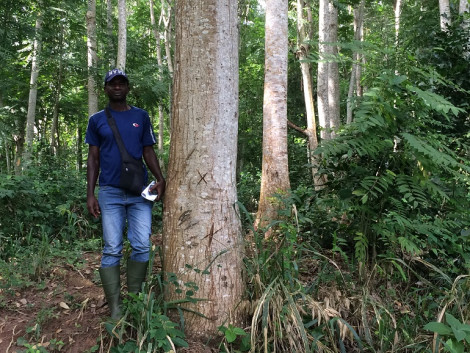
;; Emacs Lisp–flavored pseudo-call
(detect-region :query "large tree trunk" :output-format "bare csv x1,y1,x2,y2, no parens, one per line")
163,0,244,338
439,0,451,31
87,0,98,116
116,0,127,70
22,2,44,167
255,0,291,231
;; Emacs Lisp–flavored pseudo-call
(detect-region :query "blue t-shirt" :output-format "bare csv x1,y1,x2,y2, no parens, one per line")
85,106,156,187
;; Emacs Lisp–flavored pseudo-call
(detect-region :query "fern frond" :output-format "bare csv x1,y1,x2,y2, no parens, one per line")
401,133,470,175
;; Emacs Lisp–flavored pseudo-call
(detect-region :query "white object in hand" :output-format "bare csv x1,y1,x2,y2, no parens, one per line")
141,181,158,201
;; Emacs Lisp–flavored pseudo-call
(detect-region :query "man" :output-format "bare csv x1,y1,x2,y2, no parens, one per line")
85,68,166,319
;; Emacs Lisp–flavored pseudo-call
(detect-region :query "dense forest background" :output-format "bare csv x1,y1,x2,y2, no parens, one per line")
1,0,469,352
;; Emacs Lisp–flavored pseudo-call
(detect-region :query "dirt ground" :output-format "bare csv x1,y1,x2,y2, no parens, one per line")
0,235,192,353
0,249,112,353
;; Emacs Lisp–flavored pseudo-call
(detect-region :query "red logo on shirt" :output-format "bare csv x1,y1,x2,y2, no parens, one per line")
133,123,140,127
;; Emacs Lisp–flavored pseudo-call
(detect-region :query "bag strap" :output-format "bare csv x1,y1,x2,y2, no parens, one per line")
105,106,133,162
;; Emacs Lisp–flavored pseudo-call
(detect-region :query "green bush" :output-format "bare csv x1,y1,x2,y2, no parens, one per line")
0,165,98,259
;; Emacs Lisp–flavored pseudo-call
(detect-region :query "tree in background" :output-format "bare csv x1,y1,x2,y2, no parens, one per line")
255,0,291,232
317,0,339,140
117,0,127,70
149,0,167,172
346,0,364,124
294,0,322,187
439,0,452,30
86,0,98,116
22,0,44,169
163,0,245,337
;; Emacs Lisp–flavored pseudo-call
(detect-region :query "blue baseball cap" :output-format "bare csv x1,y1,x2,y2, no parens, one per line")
104,68,129,84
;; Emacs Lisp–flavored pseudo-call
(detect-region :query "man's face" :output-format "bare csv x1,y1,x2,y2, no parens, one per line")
104,76,129,102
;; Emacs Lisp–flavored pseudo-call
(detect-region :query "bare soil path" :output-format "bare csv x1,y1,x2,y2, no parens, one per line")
0,251,106,353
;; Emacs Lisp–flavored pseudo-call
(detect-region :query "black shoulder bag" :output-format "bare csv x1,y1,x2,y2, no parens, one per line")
105,107,145,195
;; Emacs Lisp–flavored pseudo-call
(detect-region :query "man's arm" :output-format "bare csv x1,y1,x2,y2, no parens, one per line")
143,145,166,201
87,145,101,218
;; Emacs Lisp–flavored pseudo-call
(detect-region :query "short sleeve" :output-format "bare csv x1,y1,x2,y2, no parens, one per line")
142,112,157,146
85,116,100,146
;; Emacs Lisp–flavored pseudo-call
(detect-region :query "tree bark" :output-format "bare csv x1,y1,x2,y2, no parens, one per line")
317,0,329,140
51,22,64,156
439,0,451,31
106,0,115,68
150,0,166,172
460,0,469,14
87,0,98,116
296,0,321,185
346,0,364,124
161,0,174,74
327,1,340,137
255,0,291,232
163,0,244,338
22,1,44,167
116,0,127,70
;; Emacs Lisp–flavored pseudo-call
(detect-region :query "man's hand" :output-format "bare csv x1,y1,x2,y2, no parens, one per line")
150,180,166,202
87,195,101,218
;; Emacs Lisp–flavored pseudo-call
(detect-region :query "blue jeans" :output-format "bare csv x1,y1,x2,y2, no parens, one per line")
98,186,153,268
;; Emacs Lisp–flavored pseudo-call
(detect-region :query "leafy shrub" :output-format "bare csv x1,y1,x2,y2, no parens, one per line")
309,68,470,276
0,165,98,259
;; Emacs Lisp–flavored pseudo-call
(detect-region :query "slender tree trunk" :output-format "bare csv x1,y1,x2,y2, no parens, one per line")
439,0,451,31
163,0,244,338
296,0,320,185
14,117,25,175
5,142,11,174
327,1,340,137
22,2,44,167
150,0,163,67
255,0,290,232
51,23,64,156
460,0,470,58
162,0,173,74
77,122,82,171
318,0,340,140
106,0,115,68
87,0,98,116
117,0,127,70
395,0,402,44
150,0,166,172
0,93,10,173
460,0,469,14
346,0,364,124
317,0,329,140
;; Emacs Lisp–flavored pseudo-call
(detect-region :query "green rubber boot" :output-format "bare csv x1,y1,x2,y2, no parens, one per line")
99,266,121,320
127,259,149,294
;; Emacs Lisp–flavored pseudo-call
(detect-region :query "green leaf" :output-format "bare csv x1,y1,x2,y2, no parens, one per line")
232,327,247,336
445,338,465,353
172,337,189,348
225,330,237,343
445,313,463,329
424,322,452,335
